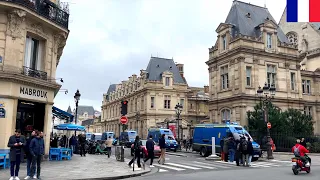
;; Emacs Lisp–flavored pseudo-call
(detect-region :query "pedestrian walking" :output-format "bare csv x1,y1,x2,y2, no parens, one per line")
79,133,86,157
69,135,77,153
105,136,113,158
158,134,166,164
235,138,241,166
24,131,36,179
144,135,155,168
29,131,45,179
8,129,26,180
240,136,249,167
128,136,142,168
228,137,236,163
223,137,229,162
220,137,225,161
247,137,254,166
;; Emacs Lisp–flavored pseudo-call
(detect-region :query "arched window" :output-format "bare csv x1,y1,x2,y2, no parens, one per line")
286,32,298,46
221,109,231,123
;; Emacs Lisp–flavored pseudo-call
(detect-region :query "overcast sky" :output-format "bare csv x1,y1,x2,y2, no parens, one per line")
54,0,287,111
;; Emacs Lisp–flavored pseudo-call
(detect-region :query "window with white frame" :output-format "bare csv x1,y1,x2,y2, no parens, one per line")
267,64,276,87
302,79,311,94
266,33,272,48
164,95,171,109
180,99,184,108
165,77,170,86
246,66,252,87
290,72,296,90
220,65,229,89
24,35,44,70
151,97,155,108
304,106,312,116
221,109,231,122
222,35,227,50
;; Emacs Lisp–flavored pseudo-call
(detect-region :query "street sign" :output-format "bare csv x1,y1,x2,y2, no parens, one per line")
120,116,128,124
267,122,271,129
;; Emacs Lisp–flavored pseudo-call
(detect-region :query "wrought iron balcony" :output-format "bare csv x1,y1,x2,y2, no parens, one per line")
21,66,48,80
1,0,69,29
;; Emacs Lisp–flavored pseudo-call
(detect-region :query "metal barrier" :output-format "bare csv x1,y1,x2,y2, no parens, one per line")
115,146,124,162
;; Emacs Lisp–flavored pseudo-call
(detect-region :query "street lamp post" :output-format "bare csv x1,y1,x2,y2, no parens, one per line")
175,103,183,144
135,112,140,136
74,89,81,136
257,83,276,160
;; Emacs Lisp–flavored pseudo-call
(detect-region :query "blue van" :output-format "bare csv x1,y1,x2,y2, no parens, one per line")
193,123,261,160
120,131,137,147
102,132,115,140
86,133,92,140
148,128,179,152
91,133,102,141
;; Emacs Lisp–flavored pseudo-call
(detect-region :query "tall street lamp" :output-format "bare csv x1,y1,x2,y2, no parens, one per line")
135,111,140,136
175,103,183,143
257,83,276,160
74,89,81,135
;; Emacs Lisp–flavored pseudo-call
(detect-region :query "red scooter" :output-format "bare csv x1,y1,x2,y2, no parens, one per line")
291,154,311,175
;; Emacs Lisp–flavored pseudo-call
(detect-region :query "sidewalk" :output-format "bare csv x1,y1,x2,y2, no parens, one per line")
0,154,150,180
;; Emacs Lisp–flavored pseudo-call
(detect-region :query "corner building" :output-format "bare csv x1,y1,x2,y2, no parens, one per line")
206,1,320,134
102,57,189,139
0,0,69,155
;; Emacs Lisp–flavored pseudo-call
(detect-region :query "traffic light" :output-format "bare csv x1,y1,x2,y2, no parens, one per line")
121,100,128,115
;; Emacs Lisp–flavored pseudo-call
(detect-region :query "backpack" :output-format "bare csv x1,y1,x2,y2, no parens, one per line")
134,141,141,151
241,140,248,151
293,145,301,157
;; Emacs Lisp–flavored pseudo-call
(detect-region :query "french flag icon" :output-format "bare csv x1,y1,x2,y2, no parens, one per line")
287,0,320,22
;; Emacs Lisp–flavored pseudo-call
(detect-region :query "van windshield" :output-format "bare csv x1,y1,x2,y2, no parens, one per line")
232,131,252,141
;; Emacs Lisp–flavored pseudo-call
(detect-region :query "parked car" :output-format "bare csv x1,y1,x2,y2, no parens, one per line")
131,140,161,157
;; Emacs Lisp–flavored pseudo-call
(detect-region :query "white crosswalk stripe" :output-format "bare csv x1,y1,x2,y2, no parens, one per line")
155,161,292,173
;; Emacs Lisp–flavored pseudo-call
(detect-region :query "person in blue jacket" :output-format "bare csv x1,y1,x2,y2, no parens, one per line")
158,134,166,164
29,131,45,179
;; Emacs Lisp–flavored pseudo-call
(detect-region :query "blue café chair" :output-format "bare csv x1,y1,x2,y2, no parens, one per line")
60,148,71,160
49,148,61,161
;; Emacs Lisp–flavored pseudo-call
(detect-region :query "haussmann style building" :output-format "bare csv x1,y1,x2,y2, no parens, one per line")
0,0,71,155
206,1,319,134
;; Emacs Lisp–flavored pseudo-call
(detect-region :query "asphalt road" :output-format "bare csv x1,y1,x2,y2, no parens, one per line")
132,165,320,180
123,148,305,177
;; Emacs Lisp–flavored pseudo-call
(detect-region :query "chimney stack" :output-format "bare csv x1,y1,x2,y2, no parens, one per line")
175,63,184,77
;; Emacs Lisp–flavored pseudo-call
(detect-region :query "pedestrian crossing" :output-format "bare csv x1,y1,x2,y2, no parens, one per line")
153,160,291,173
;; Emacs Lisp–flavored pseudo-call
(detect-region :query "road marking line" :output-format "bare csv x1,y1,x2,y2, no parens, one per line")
165,162,202,170
159,169,168,172
179,163,216,169
193,161,230,168
153,164,185,171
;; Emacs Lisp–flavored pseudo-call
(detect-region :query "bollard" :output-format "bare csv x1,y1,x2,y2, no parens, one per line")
210,137,217,157
121,146,124,162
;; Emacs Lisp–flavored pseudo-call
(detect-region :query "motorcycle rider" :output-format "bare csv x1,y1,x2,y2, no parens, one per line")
292,139,310,166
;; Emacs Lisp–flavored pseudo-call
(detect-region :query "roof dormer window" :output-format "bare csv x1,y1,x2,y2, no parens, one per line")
165,77,170,86
222,35,227,50
266,33,272,49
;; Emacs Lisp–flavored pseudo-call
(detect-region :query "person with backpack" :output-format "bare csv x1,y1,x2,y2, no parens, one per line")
240,136,249,166
228,137,236,163
292,139,310,166
128,136,142,168
247,136,254,166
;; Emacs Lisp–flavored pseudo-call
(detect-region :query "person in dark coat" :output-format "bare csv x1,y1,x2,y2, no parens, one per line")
228,137,236,162
69,135,77,153
29,131,45,179
7,129,26,180
223,137,229,162
128,136,142,168
144,135,155,168
79,133,87,157
24,130,36,179
235,138,241,166
158,134,166,164
247,137,254,166
240,136,249,167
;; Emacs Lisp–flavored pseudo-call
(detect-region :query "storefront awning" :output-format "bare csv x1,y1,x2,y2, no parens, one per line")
52,106,74,122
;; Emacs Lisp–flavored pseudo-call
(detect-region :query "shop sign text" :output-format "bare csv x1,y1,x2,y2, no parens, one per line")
20,87,47,99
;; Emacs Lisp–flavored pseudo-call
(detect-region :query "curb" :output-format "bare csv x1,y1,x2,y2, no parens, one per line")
76,169,151,180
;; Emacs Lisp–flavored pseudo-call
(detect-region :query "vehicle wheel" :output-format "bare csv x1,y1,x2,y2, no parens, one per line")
292,169,299,175
174,148,177,152
306,167,311,173
252,157,259,162
200,147,207,157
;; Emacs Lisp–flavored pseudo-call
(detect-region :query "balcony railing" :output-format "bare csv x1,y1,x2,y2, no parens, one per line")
21,66,48,80
1,0,69,29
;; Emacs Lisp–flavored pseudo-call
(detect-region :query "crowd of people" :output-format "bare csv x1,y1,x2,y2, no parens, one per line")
128,134,166,169
7,129,45,180
220,133,254,166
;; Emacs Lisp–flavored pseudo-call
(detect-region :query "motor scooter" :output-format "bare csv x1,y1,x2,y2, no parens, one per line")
291,154,311,175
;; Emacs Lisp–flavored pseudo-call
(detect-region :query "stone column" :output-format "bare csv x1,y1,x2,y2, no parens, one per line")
43,104,53,157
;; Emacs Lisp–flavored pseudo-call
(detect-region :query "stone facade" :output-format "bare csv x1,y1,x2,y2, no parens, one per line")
206,1,320,134
101,57,190,139
0,1,69,154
